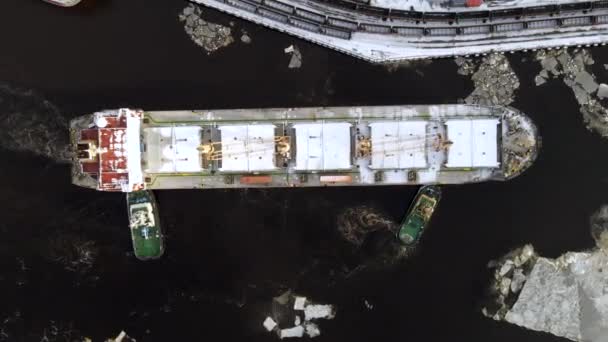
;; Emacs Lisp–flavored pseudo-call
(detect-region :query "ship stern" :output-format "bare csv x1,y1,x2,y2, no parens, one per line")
70,108,146,192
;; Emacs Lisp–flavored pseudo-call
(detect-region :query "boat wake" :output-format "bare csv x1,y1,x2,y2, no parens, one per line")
46,232,98,279
336,205,415,271
0,83,71,163
336,205,396,247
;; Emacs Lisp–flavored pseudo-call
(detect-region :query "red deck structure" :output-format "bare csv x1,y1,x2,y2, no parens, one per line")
75,109,144,192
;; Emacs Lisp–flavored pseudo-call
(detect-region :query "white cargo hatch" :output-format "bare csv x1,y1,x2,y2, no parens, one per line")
144,126,203,173
294,122,352,170
445,119,499,168
369,121,427,169
126,114,143,186
219,124,276,172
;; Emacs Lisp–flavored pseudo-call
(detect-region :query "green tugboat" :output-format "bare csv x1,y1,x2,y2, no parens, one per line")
398,186,441,245
126,190,164,260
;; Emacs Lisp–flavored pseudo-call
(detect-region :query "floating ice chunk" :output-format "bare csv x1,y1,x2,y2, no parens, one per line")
541,56,558,73
263,317,277,332
574,71,598,94
498,260,514,276
534,75,546,86
504,257,583,341
304,304,335,321
304,322,321,338
274,290,291,305
294,315,301,326
284,45,302,69
108,331,129,342
279,325,305,339
598,84,608,100
293,296,307,310
510,269,526,293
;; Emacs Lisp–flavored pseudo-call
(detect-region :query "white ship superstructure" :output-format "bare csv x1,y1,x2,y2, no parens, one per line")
70,105,538,192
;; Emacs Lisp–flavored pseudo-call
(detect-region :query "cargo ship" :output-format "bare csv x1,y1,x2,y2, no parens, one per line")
42,0,81,7
127,190,164,260
190,0,608,62
70,104,539,192
397,185,441,245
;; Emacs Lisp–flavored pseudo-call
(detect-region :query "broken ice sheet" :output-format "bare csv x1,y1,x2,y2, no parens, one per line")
597,84,608,100
483,205,608,341
264,317,278,332
535,49,608,138
262,291,335,339
293,296,306,310
304,304,335,321
279,325,304,339
456,53,520,106
179,4,234,54
304,322,320,338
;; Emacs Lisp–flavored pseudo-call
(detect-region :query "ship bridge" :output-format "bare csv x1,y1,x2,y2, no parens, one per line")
72,109,144,192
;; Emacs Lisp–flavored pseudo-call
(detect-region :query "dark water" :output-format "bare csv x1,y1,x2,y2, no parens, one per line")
2,0,608,341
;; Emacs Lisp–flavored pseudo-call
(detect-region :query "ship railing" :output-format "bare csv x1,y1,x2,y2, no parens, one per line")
315,0,601,22
217,0,608,40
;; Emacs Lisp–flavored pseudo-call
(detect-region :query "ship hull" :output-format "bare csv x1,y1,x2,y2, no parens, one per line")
42,0,82,7
191,0,608,62
70,104,539,192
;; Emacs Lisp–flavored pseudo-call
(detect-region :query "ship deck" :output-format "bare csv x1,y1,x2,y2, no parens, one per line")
70,105,538,191
138,105,526,189
191,0,608,61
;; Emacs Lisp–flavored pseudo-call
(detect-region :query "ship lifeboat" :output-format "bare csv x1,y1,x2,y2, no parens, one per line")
42,0,82,7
